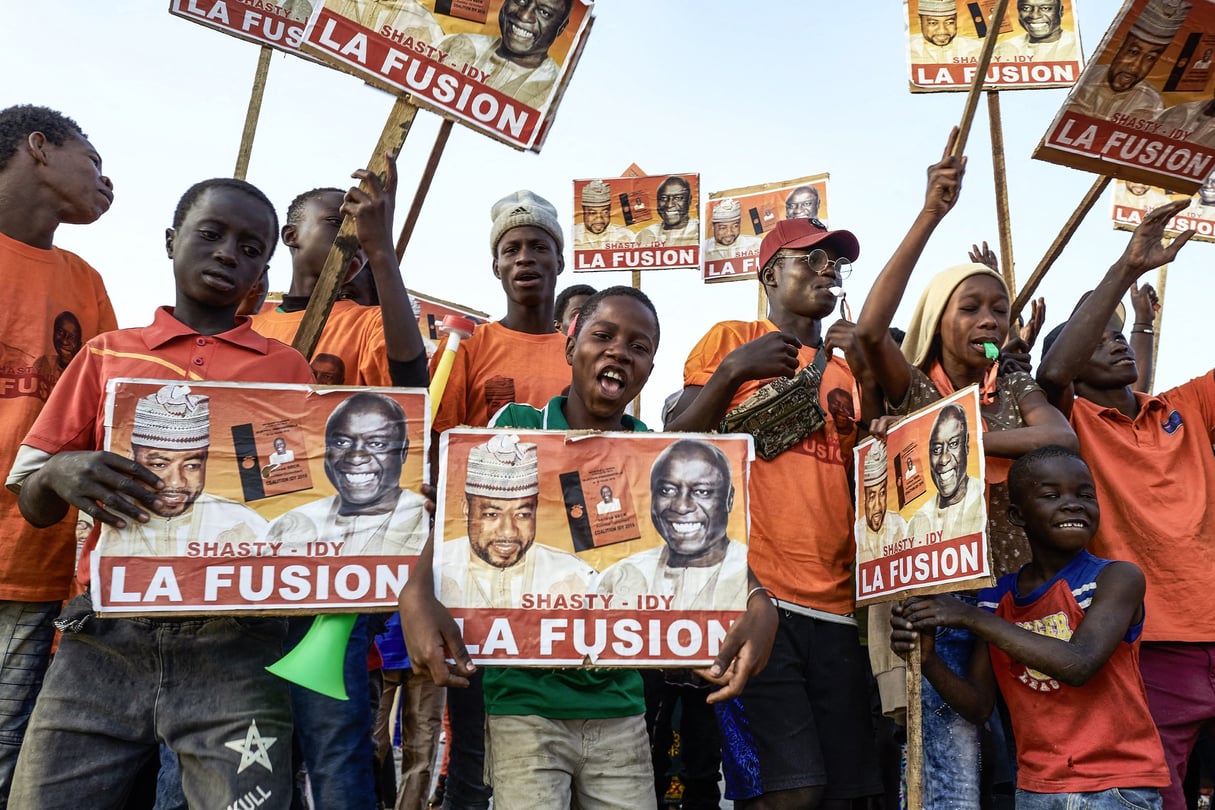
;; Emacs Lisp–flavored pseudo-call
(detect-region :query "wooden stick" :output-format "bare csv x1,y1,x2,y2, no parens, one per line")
952,0,1010,158
906,635,923,810
1011,176,1111,321
293,98,420,360
395,118,455,262
1149,264,1168,394
631,269,642,416
987,91,1016,297
757,281,768,321
234,46,273,181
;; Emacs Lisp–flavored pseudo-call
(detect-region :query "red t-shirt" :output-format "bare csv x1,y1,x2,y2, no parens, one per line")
0,232,117,601
18,307,315,586
1071,372,1215,642
684,320,860,614
251,299,391,386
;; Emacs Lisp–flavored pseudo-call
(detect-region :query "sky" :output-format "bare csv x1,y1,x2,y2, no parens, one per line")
2,1,1207,427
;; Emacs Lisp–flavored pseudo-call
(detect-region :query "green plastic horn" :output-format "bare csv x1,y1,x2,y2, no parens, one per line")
266,613,358,700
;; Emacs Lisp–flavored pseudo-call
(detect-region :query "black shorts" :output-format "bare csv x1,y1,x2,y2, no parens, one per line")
724,607,882,799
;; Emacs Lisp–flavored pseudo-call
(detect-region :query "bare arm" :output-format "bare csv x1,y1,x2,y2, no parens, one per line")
891,600,996,725
855,128,967,405
1129,281,1159,394
18,450,164,529
694,569,778,703
1038,200,1191,404
979,388,1078,457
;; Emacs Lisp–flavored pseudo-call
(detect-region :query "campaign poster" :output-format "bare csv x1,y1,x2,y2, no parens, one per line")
571,174,702,273
91,380,429,616
853,387,992,607
300,0,594,152
435,429,754,666
412,291,489,358
1111,177,1215,242
169,0,314,54
905,0,1085,92
1036,0,1215,192
701,175,831,284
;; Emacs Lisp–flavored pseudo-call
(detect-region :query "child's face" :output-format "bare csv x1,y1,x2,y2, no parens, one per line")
168,187,275,311
285,191,347,277
494,226,564,309
44,133,114,226
938,275,1009,371
566,296,657,422
1010,456,1099,553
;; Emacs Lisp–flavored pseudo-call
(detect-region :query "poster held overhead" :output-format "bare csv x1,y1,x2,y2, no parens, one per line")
571,173,702,272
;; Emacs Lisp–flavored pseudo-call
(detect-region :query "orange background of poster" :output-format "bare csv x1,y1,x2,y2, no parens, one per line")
105,380,429,522
437,429,751,574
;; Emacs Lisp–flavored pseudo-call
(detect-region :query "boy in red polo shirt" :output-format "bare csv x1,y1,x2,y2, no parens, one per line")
4,178,314,808
1037,199,1211,810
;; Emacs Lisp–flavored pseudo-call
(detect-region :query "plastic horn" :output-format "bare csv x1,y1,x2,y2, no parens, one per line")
266,613,358,700
428,315,477,421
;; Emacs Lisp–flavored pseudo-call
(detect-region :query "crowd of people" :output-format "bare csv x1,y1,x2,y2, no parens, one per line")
2,97,1215,810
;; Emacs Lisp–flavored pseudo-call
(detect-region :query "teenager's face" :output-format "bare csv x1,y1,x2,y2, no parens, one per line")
134,446,207,518
42,133,114,226
1077,329,1139,389
566,296,657,422
1010,456,1099,553
285,191,346,276
650,447,733,561
325,400,406,515
465,494,538,568
557,293,590,335
168,187,274,310
767,248,840,320
494,225,564,309
938,274,1009,371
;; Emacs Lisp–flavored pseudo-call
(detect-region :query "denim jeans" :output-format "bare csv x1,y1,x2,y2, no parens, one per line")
0,600,59,809
9,594,293,809
922,596,981,810
1015,786,1162,810
442,670,492,810
154,746,187,810
286,614,376,810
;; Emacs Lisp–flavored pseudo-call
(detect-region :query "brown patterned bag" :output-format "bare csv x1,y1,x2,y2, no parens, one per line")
718,346,830,461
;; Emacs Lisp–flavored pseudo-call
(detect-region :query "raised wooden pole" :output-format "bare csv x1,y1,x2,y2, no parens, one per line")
1010,176,1111,322
987,91,1016,296
1149,265,1168,393
395,119,455,262
906,634,923,810
951,0,1008,158
234,46,273,180
293,98,419,359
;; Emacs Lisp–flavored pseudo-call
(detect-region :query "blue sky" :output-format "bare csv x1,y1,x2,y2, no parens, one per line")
2,1,1203,425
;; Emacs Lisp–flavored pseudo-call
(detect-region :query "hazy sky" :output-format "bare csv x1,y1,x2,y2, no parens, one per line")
2,1,1204,426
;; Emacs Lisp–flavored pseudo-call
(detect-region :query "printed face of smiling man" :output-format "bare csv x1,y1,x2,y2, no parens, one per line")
495,0,573,69
928,405,970,509
649,440,735,568
324,393,408,517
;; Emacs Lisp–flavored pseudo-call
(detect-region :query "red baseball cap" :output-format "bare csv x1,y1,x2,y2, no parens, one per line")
758,217,860,272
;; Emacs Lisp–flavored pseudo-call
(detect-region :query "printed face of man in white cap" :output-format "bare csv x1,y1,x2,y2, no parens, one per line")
581,180,613,236
711,199,743,248
463,434,540,569
130,385,211,519
918,0,961,47
863,445,890,534
325,393,409,516
1107,0,1192,92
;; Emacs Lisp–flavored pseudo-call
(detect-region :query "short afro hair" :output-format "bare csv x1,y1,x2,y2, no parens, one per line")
286,187,345,227
571,285,660,347
1007,445,1090,506
0,105,86,172
172,178,280,261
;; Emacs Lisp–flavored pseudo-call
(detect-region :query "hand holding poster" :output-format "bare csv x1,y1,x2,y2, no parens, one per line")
435,429,753,666
572,174,702,272
854,387,992,606
701,175,831,283
301,0,594,151
1036,0,1215,191
92,380,429,615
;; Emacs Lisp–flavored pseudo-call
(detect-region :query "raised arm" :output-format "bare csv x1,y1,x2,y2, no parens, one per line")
979,388,1078,456
1129,281,1158,394
1038,200,1191,407
855,128,966,405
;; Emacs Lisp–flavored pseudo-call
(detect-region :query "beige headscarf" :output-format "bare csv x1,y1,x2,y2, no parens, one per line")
900,263,1008,370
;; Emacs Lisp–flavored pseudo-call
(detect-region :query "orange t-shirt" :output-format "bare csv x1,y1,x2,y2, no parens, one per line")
684,320,860,614
1071,372,1215,642
430,321,570,432
0,232,117,601
251,299,391,386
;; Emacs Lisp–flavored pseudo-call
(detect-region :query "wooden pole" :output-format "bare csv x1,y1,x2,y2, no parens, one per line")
757,280,768,321
1149,265,1168,394
906,636,923,810
631,269,642,416
1011,176,1111,322
987,91,1016,297
293,98,420,359
395,119,455,262
234,46,273,181
952,0,1009,158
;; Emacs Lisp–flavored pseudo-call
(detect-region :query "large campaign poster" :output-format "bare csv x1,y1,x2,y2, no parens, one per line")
571,174,702,273
435,429,753,666
1111,177,1215,242
854,387,992,607
905,0,1085,92
170,0,315,54
701,175,831,284
300,0,594,152
1037,0,1215,191
92,380,429,616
